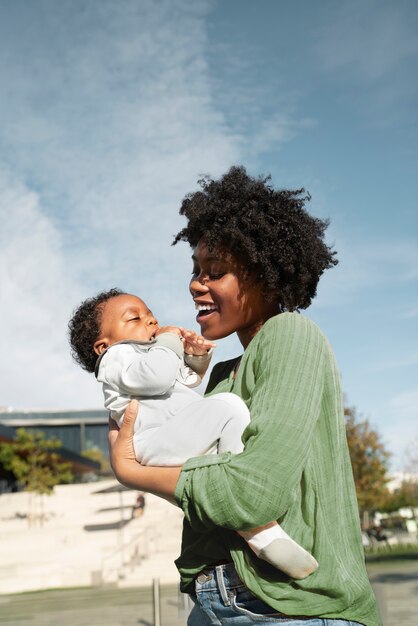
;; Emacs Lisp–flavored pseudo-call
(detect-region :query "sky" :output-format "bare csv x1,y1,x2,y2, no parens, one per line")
0,0,417,470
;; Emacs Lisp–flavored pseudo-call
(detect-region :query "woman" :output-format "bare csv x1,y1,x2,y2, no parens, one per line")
109,166,380,626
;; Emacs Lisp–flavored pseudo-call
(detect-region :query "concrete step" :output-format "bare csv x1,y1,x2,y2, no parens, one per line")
0,481,184,593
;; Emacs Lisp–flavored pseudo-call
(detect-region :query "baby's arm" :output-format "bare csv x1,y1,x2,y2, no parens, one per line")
100,334,183,396
180,329,215,379
181,329,215,356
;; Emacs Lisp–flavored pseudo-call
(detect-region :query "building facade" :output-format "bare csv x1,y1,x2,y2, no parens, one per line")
0,408,109,455
0,409,107,491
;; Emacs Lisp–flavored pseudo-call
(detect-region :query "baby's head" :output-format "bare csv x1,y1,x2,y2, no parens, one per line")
69,288,159,373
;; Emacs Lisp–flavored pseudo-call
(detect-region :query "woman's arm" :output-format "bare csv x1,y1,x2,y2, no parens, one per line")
109,315,329,525
176,314,328,530
108,399,182,505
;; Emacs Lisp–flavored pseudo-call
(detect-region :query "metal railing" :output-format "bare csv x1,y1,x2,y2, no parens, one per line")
153,578,193,626
96,526,154,584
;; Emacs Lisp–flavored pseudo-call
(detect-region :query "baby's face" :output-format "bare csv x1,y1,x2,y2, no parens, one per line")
94,294,159,356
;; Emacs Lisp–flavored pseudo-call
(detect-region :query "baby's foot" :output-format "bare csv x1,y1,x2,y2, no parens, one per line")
239,523,318,579
257,537,318,579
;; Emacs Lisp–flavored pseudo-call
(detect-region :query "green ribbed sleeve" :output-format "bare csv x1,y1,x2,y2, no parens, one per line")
176,313,324,528
174,313,380,626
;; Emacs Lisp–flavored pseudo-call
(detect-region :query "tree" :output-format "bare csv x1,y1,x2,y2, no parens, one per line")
81,446,112,475
403,436,418,475
0,428,73,525
384,480,418,511
383,437,418,511
344,406,391,518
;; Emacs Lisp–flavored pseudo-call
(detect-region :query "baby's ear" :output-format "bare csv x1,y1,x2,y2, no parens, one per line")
94,339,108,356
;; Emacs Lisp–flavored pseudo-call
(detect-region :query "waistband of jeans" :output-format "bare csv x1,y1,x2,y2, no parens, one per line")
194,563,325,620
195,562,244,592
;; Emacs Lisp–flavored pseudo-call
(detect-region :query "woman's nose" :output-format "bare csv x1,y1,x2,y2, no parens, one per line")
190,275,209,295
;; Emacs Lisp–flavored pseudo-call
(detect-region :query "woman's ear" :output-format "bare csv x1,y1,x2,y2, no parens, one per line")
94,338,108,356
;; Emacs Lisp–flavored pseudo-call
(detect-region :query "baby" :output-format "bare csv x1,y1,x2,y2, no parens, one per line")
69,288,318,579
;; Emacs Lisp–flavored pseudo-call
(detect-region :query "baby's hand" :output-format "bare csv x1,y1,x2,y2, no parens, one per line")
155,325,182,338
180,328,215,355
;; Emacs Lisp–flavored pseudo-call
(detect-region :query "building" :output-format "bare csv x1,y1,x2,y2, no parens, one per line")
0,408,108,455
0,408,108,490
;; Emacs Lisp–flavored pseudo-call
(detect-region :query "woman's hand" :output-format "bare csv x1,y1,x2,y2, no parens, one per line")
108,400,182,504
108,400,139,486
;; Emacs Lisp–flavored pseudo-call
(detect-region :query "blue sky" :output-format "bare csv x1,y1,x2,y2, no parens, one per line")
0,0,416,470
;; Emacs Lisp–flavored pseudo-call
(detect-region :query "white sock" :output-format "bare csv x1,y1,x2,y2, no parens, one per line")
239,523,290,554
238,522,318,579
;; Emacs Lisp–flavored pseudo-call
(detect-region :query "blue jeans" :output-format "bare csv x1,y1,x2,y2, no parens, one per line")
187,563,364,625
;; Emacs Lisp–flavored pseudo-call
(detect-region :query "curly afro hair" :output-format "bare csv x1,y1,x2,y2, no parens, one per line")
68,288,125,373
173,166,337,311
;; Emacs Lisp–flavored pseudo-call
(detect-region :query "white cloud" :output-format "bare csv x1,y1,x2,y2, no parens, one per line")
0,169,101,409
0,0,245,284
0,0,247,409
0,0,414,436
250,114,317,155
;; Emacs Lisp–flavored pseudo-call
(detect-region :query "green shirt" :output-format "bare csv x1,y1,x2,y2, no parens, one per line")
175,313,380,626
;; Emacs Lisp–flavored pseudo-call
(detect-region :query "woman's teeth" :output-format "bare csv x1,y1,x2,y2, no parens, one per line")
195,304,217,316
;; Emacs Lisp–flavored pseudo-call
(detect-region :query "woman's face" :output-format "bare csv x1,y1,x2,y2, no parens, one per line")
189,239,278,348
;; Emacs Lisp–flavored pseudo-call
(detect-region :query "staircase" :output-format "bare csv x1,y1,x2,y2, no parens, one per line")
117,493,184,587
0,480,184,593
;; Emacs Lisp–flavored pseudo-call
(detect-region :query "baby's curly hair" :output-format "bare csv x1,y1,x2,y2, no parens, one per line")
68,288,125,373
173,166,337,311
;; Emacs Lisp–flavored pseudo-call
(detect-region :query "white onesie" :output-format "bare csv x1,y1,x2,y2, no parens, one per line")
95,332,250,465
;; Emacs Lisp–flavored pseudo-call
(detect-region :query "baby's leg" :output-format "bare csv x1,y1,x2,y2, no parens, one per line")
202,393,250,453
135,393,318,578
209,395,318,579
134,394,250,466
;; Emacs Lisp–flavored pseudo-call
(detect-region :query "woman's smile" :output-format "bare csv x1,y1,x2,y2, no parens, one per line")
194,301,219,321
190,239,278,348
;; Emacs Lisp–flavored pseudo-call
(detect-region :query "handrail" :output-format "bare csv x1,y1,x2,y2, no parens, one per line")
99,526,154,583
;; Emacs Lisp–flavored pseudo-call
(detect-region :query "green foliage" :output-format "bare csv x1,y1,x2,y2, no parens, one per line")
365,543,418,562
345,406,391,513
0,428,73,495
383,479,418,511
382,436,418,510
81,446,112,474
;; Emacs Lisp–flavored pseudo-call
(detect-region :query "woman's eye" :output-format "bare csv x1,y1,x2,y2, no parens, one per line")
191,267,225,281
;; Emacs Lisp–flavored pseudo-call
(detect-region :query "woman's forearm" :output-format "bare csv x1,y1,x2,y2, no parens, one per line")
116,463,181,505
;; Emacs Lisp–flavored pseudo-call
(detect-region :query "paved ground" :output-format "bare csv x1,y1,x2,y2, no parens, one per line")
367,560,418,626
0,560,416,626
0,585,191,626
